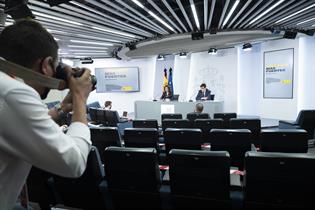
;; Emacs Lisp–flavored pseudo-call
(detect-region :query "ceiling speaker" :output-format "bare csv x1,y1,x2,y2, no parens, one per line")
191,32,204,40
304,30,315,36
4,0,34,20
80,57,93,64
283,31,297,39
209,28,217,34
47,0,72,7
128,43,137,51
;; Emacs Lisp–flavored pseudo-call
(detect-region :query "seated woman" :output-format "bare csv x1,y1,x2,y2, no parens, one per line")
160,85,173,101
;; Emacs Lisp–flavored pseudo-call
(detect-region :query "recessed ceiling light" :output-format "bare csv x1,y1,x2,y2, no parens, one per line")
297,17,315,25
222,0,240,27
250,0,284,25
73,52,108,55
69,50,108,53
70,40,114,46
132,0,144,8
68,45,108,49
33,11,83,26
92,26,136,38
275,3,315,24
148,11,175,32
190,0,200,30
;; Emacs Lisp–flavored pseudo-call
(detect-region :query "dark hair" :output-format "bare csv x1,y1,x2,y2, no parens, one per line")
195,103,204,113
105,101,112,107
0,20,58,68
200,83,206,88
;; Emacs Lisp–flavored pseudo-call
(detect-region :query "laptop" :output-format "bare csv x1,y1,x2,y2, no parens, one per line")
172,94,179,101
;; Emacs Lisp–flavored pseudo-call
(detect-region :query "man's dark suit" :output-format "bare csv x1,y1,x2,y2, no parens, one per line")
195,89,211,100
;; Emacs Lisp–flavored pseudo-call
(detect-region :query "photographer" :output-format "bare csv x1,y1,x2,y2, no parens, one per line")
0,20,93,209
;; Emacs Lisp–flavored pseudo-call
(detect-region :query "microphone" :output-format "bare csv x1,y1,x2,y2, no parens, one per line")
152,93,160,101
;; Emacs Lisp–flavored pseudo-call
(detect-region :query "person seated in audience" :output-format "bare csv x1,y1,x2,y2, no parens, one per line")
160,85,173,101
104,100,112,110
0,20,93,210
194,103,204,113
186,103,204,118
196,83,211,101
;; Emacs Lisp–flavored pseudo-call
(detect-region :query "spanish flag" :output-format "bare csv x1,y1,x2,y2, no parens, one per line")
163,68,168,90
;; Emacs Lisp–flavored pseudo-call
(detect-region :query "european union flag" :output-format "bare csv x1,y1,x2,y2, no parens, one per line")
168,67,173,93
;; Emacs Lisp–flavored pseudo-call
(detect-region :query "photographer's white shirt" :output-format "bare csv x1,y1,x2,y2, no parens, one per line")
0,71,92,210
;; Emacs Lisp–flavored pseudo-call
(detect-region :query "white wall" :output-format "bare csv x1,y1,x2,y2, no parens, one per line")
76,57,156,115
237,44,262,116
298,36,315,110
187,49,238,112
173,54,191,101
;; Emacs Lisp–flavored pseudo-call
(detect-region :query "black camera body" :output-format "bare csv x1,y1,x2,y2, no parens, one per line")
56,63,97,90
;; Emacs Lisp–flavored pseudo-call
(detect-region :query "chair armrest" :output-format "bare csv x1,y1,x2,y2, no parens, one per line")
279,120,300,129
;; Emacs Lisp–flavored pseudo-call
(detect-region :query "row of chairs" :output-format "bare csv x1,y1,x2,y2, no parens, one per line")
137,109,315,141
27,147,315,210
91,127,309,168
134,118,261,145
89,108,128,126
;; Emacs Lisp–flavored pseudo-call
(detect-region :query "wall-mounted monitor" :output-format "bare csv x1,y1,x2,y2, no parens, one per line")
95,67,140,93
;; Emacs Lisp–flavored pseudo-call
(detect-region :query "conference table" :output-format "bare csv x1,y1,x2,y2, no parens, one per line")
134,100,224,124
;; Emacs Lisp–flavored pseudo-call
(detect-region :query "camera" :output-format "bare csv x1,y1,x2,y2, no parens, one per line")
56,63,97,90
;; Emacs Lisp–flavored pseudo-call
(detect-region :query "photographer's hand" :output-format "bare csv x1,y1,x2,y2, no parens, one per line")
69,68,92,125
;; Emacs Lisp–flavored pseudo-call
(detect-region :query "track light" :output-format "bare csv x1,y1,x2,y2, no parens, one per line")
179,52,187,58
243,43,252,51
157,54,165,61
208,48,217,55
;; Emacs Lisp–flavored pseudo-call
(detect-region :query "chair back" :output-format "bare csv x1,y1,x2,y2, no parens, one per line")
229,118,261,146
194,119,224,143
161,113,182,122
53,147,106,210
213,113,237,128
186,113,210,125
260,129,308,153
90,127,121,163
169,149,230,209
296,110,315,139
162,119,191,131
104,147,161,210
124,128,159,151
210,129,252,169
164,128,203,154
133,119,158,129
244,151,315,210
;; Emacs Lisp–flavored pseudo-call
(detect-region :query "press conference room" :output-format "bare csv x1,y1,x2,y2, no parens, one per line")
1,0,315,210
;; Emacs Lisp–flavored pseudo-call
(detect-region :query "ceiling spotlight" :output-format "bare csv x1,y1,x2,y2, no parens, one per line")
243,43,252,51
179,52,187,58
157,54,165,61
208,48,217,55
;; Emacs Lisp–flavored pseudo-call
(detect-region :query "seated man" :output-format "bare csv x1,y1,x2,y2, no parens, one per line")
195,103,204,113
196,83,211,101
104,100,112,110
